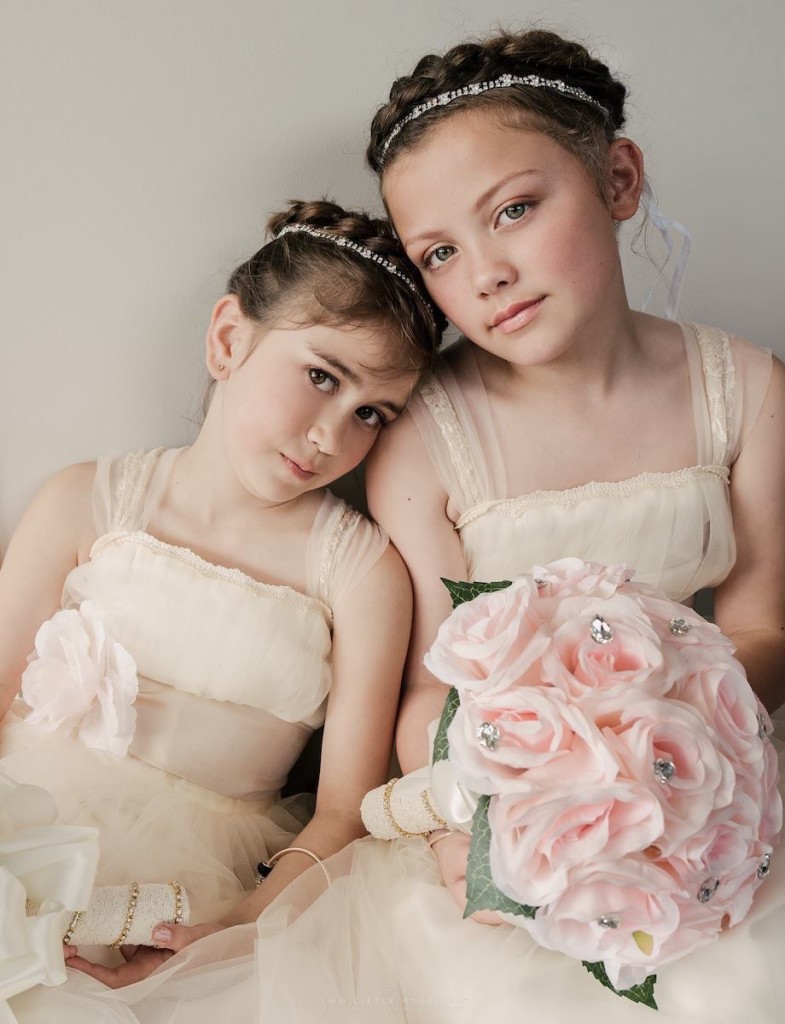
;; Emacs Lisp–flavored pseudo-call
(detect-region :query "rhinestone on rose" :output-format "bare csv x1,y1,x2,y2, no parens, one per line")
757,853,772,880
758,712,770,740
476,722,501,751
590,615,613,645
669,617,692,636
697,877,720,903
653,758,676,784
596,914,621,929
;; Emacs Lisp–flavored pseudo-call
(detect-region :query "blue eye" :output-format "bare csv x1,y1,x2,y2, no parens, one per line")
309,368,338,393
423,244,456,270
356,406,384,428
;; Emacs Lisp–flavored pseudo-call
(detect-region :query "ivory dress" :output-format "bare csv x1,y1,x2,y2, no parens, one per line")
3,446,387,1021
10,326,785,1023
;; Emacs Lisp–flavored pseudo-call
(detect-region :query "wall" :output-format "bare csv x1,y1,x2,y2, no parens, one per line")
2,0,782,546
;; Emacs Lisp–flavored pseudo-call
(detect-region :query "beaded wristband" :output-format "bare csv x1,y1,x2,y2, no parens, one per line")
108,881,140,948
383,778,430,839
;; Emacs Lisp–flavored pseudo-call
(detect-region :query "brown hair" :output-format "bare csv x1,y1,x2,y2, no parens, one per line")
367,29,628,196
227,199,445,374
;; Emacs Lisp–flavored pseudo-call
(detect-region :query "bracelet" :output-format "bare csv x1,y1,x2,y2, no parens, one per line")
383,778,429,839
426,830,454,850
421,789,449,830
258,846,331,887
63,910,82,945
170,880,185,924
108,881,140,948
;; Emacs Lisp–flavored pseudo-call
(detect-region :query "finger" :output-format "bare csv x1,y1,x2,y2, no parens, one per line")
150,921,222,952
67,956,126,989
63,944,78,960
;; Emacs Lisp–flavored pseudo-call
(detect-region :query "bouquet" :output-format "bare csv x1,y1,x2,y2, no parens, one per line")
363,559,781,1010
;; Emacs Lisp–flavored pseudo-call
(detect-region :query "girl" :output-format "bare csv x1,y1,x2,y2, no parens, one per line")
3,199,442,1014
248,28,785,1022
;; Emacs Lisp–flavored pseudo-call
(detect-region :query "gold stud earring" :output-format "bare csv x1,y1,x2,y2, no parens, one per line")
217,364,225,372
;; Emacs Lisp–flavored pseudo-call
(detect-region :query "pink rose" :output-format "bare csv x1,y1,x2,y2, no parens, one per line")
21,601,138,756
488,782,663,907
604,699,736,855
531,558,629,600
522,858,689,991
446,686,618,795
541,594,669,702
425,578,549,697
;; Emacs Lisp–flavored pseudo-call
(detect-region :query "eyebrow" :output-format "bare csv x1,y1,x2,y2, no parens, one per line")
402,169,545,247
310,349,407,417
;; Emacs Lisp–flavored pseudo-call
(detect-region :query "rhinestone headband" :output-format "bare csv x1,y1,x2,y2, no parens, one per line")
276,224,436,328
378,73,611,163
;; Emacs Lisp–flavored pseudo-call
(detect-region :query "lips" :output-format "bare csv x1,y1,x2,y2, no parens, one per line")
281,454,317,480
490,297,545,334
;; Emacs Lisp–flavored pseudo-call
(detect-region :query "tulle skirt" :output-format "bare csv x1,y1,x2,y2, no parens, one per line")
7,730,785,1024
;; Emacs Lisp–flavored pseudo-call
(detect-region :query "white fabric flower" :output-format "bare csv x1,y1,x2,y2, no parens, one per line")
21,601,139,756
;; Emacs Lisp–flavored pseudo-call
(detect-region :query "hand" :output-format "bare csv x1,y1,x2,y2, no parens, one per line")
65,921,225,989
430,831,504,927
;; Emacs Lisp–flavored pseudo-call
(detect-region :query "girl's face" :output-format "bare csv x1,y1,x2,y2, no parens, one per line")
384,111,637,367
216,315,418,507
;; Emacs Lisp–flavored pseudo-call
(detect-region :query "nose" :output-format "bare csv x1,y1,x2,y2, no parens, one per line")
307,410,347,456
470,240,518,297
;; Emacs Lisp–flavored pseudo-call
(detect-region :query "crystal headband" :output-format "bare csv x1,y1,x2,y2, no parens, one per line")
378,73,611,163
276,224,436,327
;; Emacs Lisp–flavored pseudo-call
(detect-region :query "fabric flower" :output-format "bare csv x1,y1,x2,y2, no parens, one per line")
21,601,138,756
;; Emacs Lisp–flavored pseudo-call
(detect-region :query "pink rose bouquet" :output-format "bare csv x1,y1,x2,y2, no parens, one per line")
425,559,781,1009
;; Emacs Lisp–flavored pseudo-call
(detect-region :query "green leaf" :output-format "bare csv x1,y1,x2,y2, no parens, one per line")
432,687,460,764
582,961,658,1010
464,795,537,920
440,577,513,609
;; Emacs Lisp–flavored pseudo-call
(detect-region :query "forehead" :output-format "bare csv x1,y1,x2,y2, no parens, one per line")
383,112,575,231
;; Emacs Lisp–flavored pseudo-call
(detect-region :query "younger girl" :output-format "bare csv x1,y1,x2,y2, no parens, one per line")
2,199,442,1014
249,29,785,1022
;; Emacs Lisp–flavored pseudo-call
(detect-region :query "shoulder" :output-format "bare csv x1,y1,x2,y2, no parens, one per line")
34,461,96,523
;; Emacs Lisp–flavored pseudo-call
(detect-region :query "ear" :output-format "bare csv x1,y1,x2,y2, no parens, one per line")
606,138,644,222
204,294,252,380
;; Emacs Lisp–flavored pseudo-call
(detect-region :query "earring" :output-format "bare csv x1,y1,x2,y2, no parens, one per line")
217,364,225,372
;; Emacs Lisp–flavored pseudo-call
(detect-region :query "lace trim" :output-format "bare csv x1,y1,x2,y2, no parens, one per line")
90,530,332,621
319,505,361,605
419,377,485,507
114,449,163,532
689,323,733,465
456,464,730,528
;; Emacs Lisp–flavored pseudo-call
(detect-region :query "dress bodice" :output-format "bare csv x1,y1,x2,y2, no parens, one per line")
57,448,387,800
410,323,773,602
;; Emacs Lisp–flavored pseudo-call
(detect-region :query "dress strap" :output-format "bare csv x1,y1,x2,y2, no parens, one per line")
93,449,167,534
689,323,734,466
307,492,388,609
415,377,486,510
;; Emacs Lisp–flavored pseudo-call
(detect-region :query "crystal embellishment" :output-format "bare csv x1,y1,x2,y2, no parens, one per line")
697,877,720,903
653,758,676,783
757,853,772,880
476,722,501,751
597,914,620,929
758,713,770,740
669,617,692,636
590,615,613,645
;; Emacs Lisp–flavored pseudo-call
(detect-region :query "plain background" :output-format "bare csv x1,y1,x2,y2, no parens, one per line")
2,0,783,550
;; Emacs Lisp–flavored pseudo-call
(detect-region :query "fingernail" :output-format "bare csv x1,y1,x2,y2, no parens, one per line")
152,926,172,942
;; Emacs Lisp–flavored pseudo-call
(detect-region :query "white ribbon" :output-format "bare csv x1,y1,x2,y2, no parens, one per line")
640,194,693,321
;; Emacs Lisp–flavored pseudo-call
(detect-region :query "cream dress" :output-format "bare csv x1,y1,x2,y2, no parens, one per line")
10,326,785,1023
4,447,387,1022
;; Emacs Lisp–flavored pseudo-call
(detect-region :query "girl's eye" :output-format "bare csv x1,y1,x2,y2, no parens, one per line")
423,244,456,270
355,406,385,428
498,202,530,225
309,368,338,393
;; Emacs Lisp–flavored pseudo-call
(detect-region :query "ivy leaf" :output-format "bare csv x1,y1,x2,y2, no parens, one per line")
464,795,537,920
432,687,460,764
582,961,658,1010
441,577,513,609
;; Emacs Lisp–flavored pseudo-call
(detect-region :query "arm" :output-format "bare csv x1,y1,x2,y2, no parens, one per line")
714,355,785,712
366,411,468,772
0,464,96,721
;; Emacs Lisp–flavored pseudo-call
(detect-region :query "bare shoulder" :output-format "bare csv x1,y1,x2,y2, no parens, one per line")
15,460,98,557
